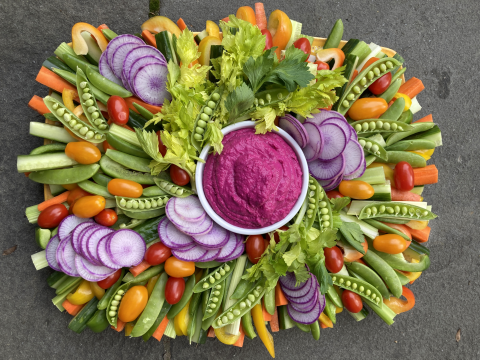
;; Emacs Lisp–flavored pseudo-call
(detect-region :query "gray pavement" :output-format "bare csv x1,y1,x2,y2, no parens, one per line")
1,0,479,359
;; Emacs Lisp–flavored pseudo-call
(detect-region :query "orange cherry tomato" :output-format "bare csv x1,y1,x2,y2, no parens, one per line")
164,257,195,278
67,187,92,206
170,165,190,186
94,209,118,227
118,285,149,323
236,6,256,25
65,142,101,164
62,183,79,191
348,98,389,121
268,10,292,59
338,180,374,199
107,179,143,198
373,234,410,254
72,195,106,218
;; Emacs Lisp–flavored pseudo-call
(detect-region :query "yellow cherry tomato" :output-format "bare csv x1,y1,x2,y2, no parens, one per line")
124,323,135,336
206,20,220,39
65,142,101,164
89,281,105,300
174,315,184,336
62,183,79,191
368,162,395,186
349,98,389,120
174,299,191,336
236,6,256,25
405,220,428,230
164,257,195,278
72,195,105,218
407,148,434,160
268,9,292,59
393,93,412,112
373,234,410,254
118,285,149,323
214,326,241,345
107,179,143,198
198,36,222,66
338,180,374,199
67,280,94,305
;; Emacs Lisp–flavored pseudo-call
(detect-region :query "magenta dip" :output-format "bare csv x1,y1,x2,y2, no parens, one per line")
203,128,303,229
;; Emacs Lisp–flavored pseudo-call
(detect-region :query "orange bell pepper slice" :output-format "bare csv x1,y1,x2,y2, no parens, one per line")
72,22,108,55
315,48,345,70
268,10,292,59
383,286,415,314
236,6,256,26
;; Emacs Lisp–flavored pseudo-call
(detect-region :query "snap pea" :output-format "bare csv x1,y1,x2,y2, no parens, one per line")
326,284,343,308
409,240,430,256
131,216,164,244
102,28,117,41
111,215,145,230
130,272,168,337
252,88,290,109
115,195,170,213
362,248,403,298
379,97,405,121
363,219,411,241
142,301,172,342
316,184,333,230
86,66,132,98
193,260,236,293
63,53,99,75
132,102,155,119
330,274,383,306
346,262,390,299
92,171,112,187
310,321,321,340
195,260,222,269
278,305,295,330
86,308,110,333
202,279,225,320
369,245,430,272
99,155,156,184
352,119,413,136
68,297,99,333
53,68,110,105
189,300,204,343
391,67,407,84
394,269,411,285
323,19,344,49
105,149,151,173
187,296,201,343
98,269,125,310
378,78,402,103
337,57,402,114
142,186,168,197
323,296,336,324
76,68,109,132
43,96,106,143
305,176,321,230
43,113,60,122
374,217,410,224
365,154,377,167
124,208,165,219
264,287,276,316
30,143,66,155
397,109,413,124
339,224,366,255
358,137,388,161
106,133,150,159
385,122,436,147
167,274,196,320
189,291,203,319
122,265,164,284
29,164,100,185
358,201,437,221
385,139,436,151
241,310,257,339
77,180,114,198
43,56,74,73
154,172,194,198
295,321,311,332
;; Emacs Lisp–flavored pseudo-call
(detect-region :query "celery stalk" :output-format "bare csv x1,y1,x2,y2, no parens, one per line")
31,251,48,270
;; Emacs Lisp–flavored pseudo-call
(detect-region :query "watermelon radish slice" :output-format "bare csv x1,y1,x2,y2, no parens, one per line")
86,227,115,266
159,218,196,249
199,247,221,262
343,158,366,180
132,63,170,106
56,234,79,277
99,51,123,86
125,57,164,95
308,153,345,181
97,234,121,270
278,114,309,148
318,123,347,160
287,297,324,325
58,215,93,242
215,232,238,261
172,196,206,223
123,46,166,80
342,140,365,177
105,34,144,69
111,43,142,79
220,235,245,261
171,246,208,262
106,229,146,267
191,222,229,249
302,122,323,161
75,254,116,282
307,110,344,126
165,199,213,236
45,235,61,271
71,222,96,255
321,117,352,140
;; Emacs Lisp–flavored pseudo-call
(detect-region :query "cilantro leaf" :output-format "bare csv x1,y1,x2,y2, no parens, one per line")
224,82,255,122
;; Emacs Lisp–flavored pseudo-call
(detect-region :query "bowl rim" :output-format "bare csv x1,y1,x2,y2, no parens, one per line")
195,121,309,236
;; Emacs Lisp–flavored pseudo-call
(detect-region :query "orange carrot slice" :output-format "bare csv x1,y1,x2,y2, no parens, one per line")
37,191,70,212
152,316,169,341
413,165,438,185
398,77,425,99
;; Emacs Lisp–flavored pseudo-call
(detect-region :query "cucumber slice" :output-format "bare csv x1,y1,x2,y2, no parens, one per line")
370,183,392,201
30,122,77,143
409,97,422,114
17,153,78,173
194,30,208,44
35,228,52,249
285,20,302,49
411,186,424,196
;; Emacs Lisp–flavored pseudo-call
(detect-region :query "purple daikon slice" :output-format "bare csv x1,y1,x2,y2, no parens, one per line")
97,235,121,270
215,232,238,261
75,254,116,282
111,43,142,78
106,34,144,69
171,246,207,262
87,227,115,266
132,63,170,106
322,117,352,140
302,122,323,161
309,154,345,181
278,114,309,148
318,123,347,160
107,229,146,267
160,218,196,249
58,215,93,242
287,297,324,325
56,235,79,277
191,222,229,249
45,235,61,271
99,51,123,86
343,140,365,177
166,200,213,235
172,196,206,223
71,222,96,254
198,247,221,262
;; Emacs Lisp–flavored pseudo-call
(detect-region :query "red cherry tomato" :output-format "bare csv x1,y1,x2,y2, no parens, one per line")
107,95,129,125
37,204,69,229
246,235,266,264
266,225,289,243
261,29,273,50
145,242,172,266
342,290,363,313
156,131,167,156
315,60,329,70
97,269,122,289
165,277,185,305
369,72,392,95
394,161,415,191
324,246,344,273
94,209,118,227
326,190,344,199
170,165,190,186
293,37,311,55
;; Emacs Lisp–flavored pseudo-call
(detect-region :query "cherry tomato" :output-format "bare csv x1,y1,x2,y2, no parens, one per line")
94,209,118,227
145,242,172,266
360,57,380,72
67,187,92,206
156,131,167,156
107,95,129,125
348,98,388,121
315,60,329,70
293,38,311,55
324,246,344,273
381,222,412,240
118,285,149,322
342,290,363,313
170,165,190,186
326,190,344,199
261,29,273,50
246,235,265,264
394,161,414,191
164,257,195,277
72,195,106,218
338,180,374,200
65,142,101,164
369,72,392,95
266,225,289,243
37,204,68,229
62,183,78,191
165,277,185,305
107,179,143,198
373,234,410,254
97,269,122,289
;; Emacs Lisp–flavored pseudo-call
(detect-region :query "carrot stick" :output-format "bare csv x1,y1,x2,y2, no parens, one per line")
130,260,151,277
177,18,188,31
390,186,422,202
398,77,425,99
97,24,109,31
262,300,272,321
275,283,288,306
221,17,230,22
141,30,157,47
255,3,267,30
207,326,215,337
233,324,245,347
409,226,431,243
414,114,433,123
413,165,438,185
62,299,84,316
152,316,170,341
36,67,79,101
269,307,280,332
28,95,51,115
37,191,70,212
111,319,126,332
124,96,162,115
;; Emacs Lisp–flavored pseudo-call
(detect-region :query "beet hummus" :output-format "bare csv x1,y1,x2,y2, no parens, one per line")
203,128,303,229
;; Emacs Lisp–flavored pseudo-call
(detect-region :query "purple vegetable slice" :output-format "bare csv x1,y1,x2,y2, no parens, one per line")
166,199,213,235
79,225,102,260
307,110,344,126
125,57,164,95
191,222,229,249
322,117,352,140
58,215,93,242
132,63,170,106
86,227,115,266
342,140,365,177
308,154,345,181
321,172,344,191
75,254,117,282
106,34,144,69
172,196,206,223
302,122,323,161
279,272,309,291
169,242,197,253
343,158,366,180
215,232,238,261
171,246,208,262
220,236,245,261
288,291,319,313
71,222,96,254
123,45,166,80
318,123,347,160
99,51,123,86
45,234,61,271
56,235,79,277
287,297,324,325
111,43,142,79
160,218,196,249
283,280,317,302
107,229,146,267
278,114,309,148
97,234,121,270
198,247,221,262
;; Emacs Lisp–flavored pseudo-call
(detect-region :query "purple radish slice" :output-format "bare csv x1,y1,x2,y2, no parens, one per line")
350,127,358,141
322,117,352,140
284,280,318,302
172,196,206,223
169,242,197,253
322,173,344,191
45,235,61,271
171,246,208,262
99,51,123,86
71,222,96,254
125,58,164,95
279,271,309,291
97,235,121,269
123,46,166,79
162,219,196,249
111,43,142,79
278,114,309,148
58,215,93,241
75,255,117,282
106,34,145,69
318,173,342,188
342,140,365,177
215,232,238,261
86,227,115,266
191,222,229,249
166,200,213,236
199,247,221,262
302,122,323,161
132,63,170,106
79,225,103,260
307,110,345,126
288,291,319,313
318,123,347,160
107,229,146,267
56,235,79,277
309,153,345,181
219,239,245,261
343,158,366,180
287,297,324,325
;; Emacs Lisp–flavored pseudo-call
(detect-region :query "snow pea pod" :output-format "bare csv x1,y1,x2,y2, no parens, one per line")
97,269,125,310
358,201,437,221
154,172,194,198
391,67,407,84
310,321,321,340
323,296,336,324
29,164,100,185
385,139,436,151
323,19,344,49
358,137,388,161
363,219,411,241
395,270,411,285
368,244,431,272
133,102,155,119
29,143,66,155
76,68,109,132
379,97,405,121
99,155,156,184
78,180,113,198
203,279,225,320
330,274,384,306
230,260,254,300
295,321,311,332
317,184,333,230
361,248,403,298
123,207,165,220
86,308,110,333
195,260,222,269
326,284,343,308
106,133,150,159
346,261,390,299
63,54,99,75
86,66,132,98
264,287,276,316
241,310,257,339
374,151,426,167
305,177,321,230
167,274,196,320
385,122,436,147
142,186,167,197
92,172,112,187
53,68,110,105
111,214,145,230
131,216,164,244
142,301,172,342
353,119,413,136
105,149,151,173
374,217,410,224
378,78,402,103
102,28,117,41
193,260,236,293
397,109,413,124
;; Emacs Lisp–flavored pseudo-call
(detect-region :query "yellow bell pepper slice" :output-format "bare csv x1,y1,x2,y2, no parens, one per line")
214,326,241,345
206,20,220,39
198,36,222,66
252,303,275,357
146,274,160,298
124,323,135,336
72,23,108,55
393,93,412,112
319,312,333,328
62,89,77,112
89,281,105,300
174,299,191,336
407,148,434,160
141,16,182,37
335,306,343,314
67,280,95,305
173,315,184,336
406,220,428,230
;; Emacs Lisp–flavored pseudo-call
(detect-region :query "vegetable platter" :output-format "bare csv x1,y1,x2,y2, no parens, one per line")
21,2,442,357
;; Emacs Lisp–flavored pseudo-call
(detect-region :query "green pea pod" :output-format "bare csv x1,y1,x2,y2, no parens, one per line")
346,262,390,299
29,164,100,185
230,278,255,300
102,28,118,41
193,260,236,293
99,155,156,184
378,78,402,103
122,265,164,283
330,273,384,305
395,269,411,285
189,292,203,318
316,186,333,230
323,19,344,49
385,139,436,151
201,269,210,313
97,269,125,310
362,248,403,298
391,67,407,84
133,102,155,119
352,119,413,136
358,137,388,161
305,177,321,230
142,186,167,197
278,305,295,330
106,149,151,173
294,321,311,333
123,208,165,220
68,297,99,333
195,261,223,269
264,287,276,316
203,279,225,321
190,300,204,343
111,216,145,230
92,172,113,187
370,246,430,272
86,309,110,333
397,109,413,124
77,180,113,198
363,219,411,241
63,53,99,74
201,307,221,331
154,172,194,198
142,301,172,342
241,310,257,339
385,122,436,147
326,284,343,308
380,97,405,121
116,195,169,213
374,217,410,224
359,201,437,221
86,66,132,97
408,241,430,256
310,321,321,340
167,274,196,320
30,143,66,156
106,133,150,159
187,301,198,343
323,296,337,324
76,68,109,132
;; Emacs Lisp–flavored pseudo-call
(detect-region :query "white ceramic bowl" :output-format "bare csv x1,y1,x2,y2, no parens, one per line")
195,121,309,235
